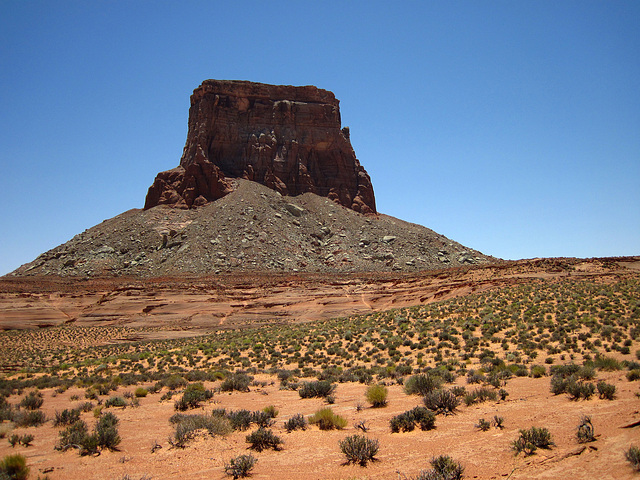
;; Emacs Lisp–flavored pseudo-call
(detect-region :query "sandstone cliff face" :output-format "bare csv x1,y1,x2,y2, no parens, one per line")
144,80,376,214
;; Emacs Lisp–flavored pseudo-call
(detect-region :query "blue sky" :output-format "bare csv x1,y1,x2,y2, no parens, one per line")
1,1,638,275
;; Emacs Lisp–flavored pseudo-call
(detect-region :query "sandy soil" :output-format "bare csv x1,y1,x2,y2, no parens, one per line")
1,371,639,480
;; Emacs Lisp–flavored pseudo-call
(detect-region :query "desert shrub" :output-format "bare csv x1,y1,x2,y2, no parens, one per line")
463,387,497,406
174,383,213,411
95,411,120,451
19,391,43,410
423,389,459,415
284,413,307,432
163,375,188,391
224,453,257,479
450,386,466,397
227,410,254,431
390,406,436,433
550,374,570,395
245,428,282,452
169,413,232,447
220,373,253,392
134,387,148,398
55,420,98,456
566,380,595,401
54,408,81,427
7,434,19,447
18,435,33,447
596,381,616,400
416,454,464,480
262,405,279,418
78,401,94,413
512,427,554,456
404,373,443,396
493,416,505,429
309,407,347,430
626,445,640,471
339,434,379,466
576,415,595,443
251,411,275,428
626,369,640,381
475,418,491,431
594,355,622,371
13,410,46,427
298,380,336,399
365,384,388,407
0,453,29,480
466,371,485,384
530,365,546,378
105,396,127,408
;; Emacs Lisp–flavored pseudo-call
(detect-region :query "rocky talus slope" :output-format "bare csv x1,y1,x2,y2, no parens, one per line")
11,180,493,277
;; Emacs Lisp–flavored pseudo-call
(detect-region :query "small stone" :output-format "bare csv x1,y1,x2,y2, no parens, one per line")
382,236,397,243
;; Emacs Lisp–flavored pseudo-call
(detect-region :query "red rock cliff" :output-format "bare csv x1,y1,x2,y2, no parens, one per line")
144,80,376,214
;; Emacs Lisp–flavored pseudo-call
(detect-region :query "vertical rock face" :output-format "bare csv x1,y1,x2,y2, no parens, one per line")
144,80,376,214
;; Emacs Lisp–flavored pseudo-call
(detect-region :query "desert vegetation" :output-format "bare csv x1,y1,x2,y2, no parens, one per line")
0,275,639,477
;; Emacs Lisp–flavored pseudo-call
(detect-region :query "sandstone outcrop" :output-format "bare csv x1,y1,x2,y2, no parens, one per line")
144,80,376,214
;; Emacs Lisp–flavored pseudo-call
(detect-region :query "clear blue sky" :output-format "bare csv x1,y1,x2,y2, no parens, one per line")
1,1,638,275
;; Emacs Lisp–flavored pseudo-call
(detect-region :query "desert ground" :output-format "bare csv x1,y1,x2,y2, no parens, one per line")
1,256,639,479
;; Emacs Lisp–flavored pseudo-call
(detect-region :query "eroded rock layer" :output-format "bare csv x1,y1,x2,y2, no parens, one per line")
144,80,376,213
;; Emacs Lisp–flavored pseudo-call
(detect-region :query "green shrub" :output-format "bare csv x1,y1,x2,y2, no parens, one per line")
13,410,46,427
463,387,497,406
404,373,443,396
416,455,464,480
390,407,435,433
54,408,81,427
626,445,640,471
594,356,622,371
174,383,213,411
298,380,336,399
134,387,148,398
284,413,307,432
55,420,98,456
105,396,127,408
530,365,546,378
18,435,33,447
626,369,640,381
0,453,29,480
7,434,19,447
309,407,347,430
220,373,253,392
566,380,595,400
596,381,616,400
224,453,257,479
169,413,232,447
365,384,388,408
227,410,254,431
576,415,595,443
163,375,188,391
512,427,554,456
475,418,491,431
339,434,379,466
493,416,505,429
19,391,43,410
95,411,120,451
424,389,459,415
262,405,279,418
251,411,275,428
245,428,282,452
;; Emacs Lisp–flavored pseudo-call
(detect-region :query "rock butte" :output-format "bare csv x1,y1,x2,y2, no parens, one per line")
144,80,376,214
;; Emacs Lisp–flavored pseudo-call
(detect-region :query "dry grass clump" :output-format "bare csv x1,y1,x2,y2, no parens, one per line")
309,407,347,430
